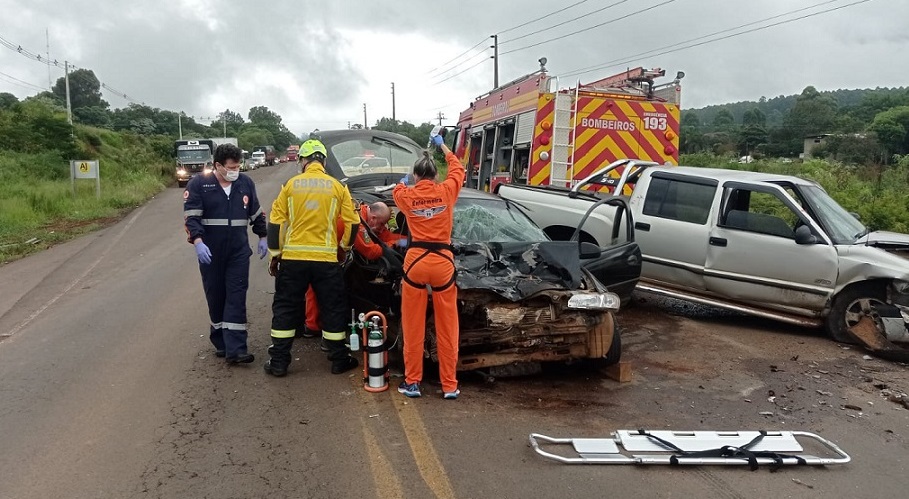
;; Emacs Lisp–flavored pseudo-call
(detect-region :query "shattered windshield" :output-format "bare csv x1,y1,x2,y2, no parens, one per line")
330,137,420,177
799,184,866,244
453,198,549,242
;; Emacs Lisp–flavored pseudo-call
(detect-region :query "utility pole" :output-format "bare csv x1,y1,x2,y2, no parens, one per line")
490,34,499,88
391,82,396,122
222,110,227,138
46,28,52,90
178,113,183,139
64,60,73,125
363,103,368,129
436,111,445,126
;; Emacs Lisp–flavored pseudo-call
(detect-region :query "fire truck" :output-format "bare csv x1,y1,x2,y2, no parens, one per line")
453,63,683,193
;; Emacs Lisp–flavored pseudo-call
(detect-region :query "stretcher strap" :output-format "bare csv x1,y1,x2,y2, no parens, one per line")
635,429,807,471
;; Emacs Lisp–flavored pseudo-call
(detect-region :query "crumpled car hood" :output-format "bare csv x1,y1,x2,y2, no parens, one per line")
855,231,909,251
455,241,582,301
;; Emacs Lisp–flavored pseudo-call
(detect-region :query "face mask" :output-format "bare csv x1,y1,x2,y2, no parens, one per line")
220,166,239,182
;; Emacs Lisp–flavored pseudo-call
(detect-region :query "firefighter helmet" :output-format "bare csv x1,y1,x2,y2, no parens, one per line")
299,139,327,159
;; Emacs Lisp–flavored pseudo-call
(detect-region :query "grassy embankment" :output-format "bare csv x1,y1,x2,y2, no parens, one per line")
0,126,172,263
681,153,909,234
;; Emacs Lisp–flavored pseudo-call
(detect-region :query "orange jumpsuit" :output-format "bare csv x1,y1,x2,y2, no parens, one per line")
392,152,465,393
305,205,403,330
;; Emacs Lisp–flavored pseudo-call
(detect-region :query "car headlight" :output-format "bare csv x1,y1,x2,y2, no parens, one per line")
177,169,186,176
567,292,620,311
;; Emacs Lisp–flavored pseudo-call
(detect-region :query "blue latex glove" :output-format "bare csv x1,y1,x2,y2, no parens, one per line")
257,238,268,259
194,241,212,265
431,134,444,147
395,239,408,248
399,174,411,184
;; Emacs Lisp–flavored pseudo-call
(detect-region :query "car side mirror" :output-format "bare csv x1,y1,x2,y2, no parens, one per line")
579,241,602,259
794,225,819,245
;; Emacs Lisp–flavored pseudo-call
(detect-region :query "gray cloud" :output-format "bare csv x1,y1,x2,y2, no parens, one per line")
1,0,906,135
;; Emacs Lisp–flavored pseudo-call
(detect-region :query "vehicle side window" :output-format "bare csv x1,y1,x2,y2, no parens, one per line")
720,189,797,239
642,177,715,225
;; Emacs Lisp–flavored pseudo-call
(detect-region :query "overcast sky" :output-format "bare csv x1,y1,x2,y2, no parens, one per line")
0,0,904,136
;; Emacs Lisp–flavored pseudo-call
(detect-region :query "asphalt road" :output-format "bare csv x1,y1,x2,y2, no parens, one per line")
1,163,907,499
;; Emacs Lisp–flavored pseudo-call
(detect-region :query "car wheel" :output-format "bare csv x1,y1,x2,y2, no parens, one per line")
825,282,888,344
586,324,622,369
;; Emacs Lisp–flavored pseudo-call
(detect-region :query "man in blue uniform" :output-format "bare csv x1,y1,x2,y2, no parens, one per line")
183,143,268,364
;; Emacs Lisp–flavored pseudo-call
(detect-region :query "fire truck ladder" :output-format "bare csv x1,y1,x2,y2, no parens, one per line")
549,84,578,187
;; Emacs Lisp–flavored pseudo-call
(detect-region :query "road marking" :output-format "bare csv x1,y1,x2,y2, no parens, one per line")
393,395,456,499
2,205,148,339
360,417,405,499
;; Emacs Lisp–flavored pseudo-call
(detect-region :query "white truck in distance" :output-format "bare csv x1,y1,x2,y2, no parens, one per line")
497,159,909,354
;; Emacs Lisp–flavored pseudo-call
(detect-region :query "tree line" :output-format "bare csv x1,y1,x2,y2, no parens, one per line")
1,68,299,152
681,85,909,165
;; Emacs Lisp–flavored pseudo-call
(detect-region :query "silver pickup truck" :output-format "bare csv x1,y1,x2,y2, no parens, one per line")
498,159,909,350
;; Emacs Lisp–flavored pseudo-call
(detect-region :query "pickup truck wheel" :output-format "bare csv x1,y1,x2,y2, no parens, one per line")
825,282,888,344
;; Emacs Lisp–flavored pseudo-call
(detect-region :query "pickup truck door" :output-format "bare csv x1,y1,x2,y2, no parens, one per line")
632,172,719,292
704,182,837,312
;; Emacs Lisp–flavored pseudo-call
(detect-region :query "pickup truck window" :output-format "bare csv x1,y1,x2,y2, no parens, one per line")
720,188,797,239
642,177,715,225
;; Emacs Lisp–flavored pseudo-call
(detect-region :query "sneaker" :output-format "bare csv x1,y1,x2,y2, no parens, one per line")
319,338,330,352
214,349,226,358
397,382,421,398
443,389,460,400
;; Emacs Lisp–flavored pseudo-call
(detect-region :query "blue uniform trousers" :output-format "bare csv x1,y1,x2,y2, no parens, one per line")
200,250,250,357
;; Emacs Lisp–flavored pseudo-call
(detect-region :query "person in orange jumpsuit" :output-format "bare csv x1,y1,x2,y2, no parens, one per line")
301,202,403,338
392,134,465,399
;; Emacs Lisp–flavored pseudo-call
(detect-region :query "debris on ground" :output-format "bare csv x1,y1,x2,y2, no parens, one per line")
791,478,814,489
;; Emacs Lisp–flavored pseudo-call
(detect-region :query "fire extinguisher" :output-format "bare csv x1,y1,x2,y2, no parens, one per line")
354,311,389,392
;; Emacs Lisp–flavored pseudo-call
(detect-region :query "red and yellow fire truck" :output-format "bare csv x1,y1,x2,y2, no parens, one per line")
453,65,682,193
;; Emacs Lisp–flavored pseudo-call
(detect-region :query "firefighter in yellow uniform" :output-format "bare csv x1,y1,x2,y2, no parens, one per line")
265,139,361,377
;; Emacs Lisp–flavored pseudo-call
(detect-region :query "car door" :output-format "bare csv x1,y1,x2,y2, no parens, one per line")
704,181,837,312
633,172,719,291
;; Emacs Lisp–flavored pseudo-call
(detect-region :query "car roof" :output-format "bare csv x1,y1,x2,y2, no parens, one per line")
667,166,816,186
318,129,422,149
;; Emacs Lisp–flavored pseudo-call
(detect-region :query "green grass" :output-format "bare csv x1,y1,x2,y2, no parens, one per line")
0,128,171,263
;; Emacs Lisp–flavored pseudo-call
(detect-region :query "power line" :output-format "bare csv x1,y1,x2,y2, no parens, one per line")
426,0,593,77
0,31,217,123
561,0,875,79
497,0,593,35
432,55,491,86
561,0,842,78
0,69,46,92
500,0,629,45
425,37,489,76
430,49,490,84
501,0,679,56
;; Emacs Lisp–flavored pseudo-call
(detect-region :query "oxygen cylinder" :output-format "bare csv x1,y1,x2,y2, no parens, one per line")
366,328,385,390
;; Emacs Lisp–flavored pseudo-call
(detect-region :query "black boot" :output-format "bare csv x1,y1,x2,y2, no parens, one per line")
326,339,359,374
226,353,255,364
264,337,294,377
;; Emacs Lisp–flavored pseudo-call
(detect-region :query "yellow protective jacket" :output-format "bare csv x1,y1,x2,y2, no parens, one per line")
269,162,359,262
